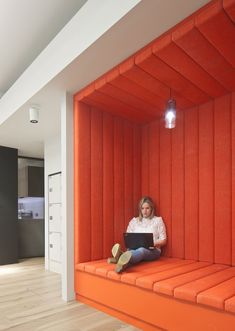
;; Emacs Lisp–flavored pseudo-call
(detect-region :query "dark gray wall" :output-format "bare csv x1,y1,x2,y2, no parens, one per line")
0,146,18,265
18,219,44,258
28,166,44,197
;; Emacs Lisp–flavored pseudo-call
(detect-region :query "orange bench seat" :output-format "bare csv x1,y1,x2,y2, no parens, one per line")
76,258,235,313
75,257,235,330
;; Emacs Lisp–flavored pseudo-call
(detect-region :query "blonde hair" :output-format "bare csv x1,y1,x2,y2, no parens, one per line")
138,196,155,221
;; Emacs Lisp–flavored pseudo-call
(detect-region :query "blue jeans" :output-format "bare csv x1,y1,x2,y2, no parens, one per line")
129,247,161,265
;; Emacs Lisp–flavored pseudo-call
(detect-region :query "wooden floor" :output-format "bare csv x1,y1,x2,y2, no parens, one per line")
0,258,140,331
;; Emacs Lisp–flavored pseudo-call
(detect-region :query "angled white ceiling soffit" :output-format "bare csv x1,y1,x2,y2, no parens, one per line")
0,0,87,96
0,0,142,125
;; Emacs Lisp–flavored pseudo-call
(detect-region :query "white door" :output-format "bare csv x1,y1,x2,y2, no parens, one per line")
49,232,61,262
49,203,61,232
49,174,61,203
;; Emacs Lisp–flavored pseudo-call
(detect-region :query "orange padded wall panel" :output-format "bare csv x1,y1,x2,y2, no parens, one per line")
214,94,231,265
124,123,134,230
232,92,235,266
74,100,79,265
198,101,214,262
159,125,172,257
142,93,234,265
74,102,141,263
75,93,235,265
91,108,103,260
149,121,160,205
103,112,114,257
184,106,199,261
113,118,125,245
133,126,141,217
141,125,149,195
74,102,91,263
171,110,185,259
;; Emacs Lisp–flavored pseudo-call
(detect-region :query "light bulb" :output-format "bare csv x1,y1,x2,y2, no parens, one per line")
165,99,176,129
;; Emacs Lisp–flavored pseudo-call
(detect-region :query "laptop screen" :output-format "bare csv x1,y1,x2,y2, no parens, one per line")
123,233,154,250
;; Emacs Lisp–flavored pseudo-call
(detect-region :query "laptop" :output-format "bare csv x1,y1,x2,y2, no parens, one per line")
123,233,154,250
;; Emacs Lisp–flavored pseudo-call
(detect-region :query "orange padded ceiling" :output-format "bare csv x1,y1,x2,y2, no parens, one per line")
75,0,235,124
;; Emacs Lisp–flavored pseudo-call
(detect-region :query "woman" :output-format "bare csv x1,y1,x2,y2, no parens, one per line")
108,196,167,273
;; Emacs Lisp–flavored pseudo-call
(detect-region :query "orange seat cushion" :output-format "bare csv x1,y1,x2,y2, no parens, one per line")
76,258,235,312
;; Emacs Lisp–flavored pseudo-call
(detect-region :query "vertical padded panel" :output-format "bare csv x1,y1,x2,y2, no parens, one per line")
198,101,214,262
171,110,185,259
184,107,199,260
214,94,231,264
74,100,79,264
103,112,114,257
159,126,172,257
133,125,141,215
91,108,103,260
232,92,235,265
76,102,91,262
141,124,149,196
124,122,134,228
114,118,125,244
149,120,160,208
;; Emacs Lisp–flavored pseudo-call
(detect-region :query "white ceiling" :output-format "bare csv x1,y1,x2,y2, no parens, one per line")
0,0,211,158
0,0,87,96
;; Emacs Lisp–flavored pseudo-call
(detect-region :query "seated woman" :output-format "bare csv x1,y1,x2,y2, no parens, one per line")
108,196,167,273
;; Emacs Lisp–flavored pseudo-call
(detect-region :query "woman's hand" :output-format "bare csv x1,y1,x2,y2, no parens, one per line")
155,243,162,249
155,238,167,249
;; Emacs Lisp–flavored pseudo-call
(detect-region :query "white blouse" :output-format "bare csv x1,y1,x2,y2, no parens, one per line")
126,216,167,246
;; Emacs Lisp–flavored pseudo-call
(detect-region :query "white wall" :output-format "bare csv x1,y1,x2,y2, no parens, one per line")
61,92,74,301
44,134,61,271
44,95,74,301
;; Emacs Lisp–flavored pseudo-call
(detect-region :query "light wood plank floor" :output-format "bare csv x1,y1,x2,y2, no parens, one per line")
0,258,140,331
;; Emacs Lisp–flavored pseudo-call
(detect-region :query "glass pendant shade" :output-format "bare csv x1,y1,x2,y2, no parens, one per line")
165,99,176,129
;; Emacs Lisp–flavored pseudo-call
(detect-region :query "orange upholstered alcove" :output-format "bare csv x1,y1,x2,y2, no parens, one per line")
74,0,235,330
